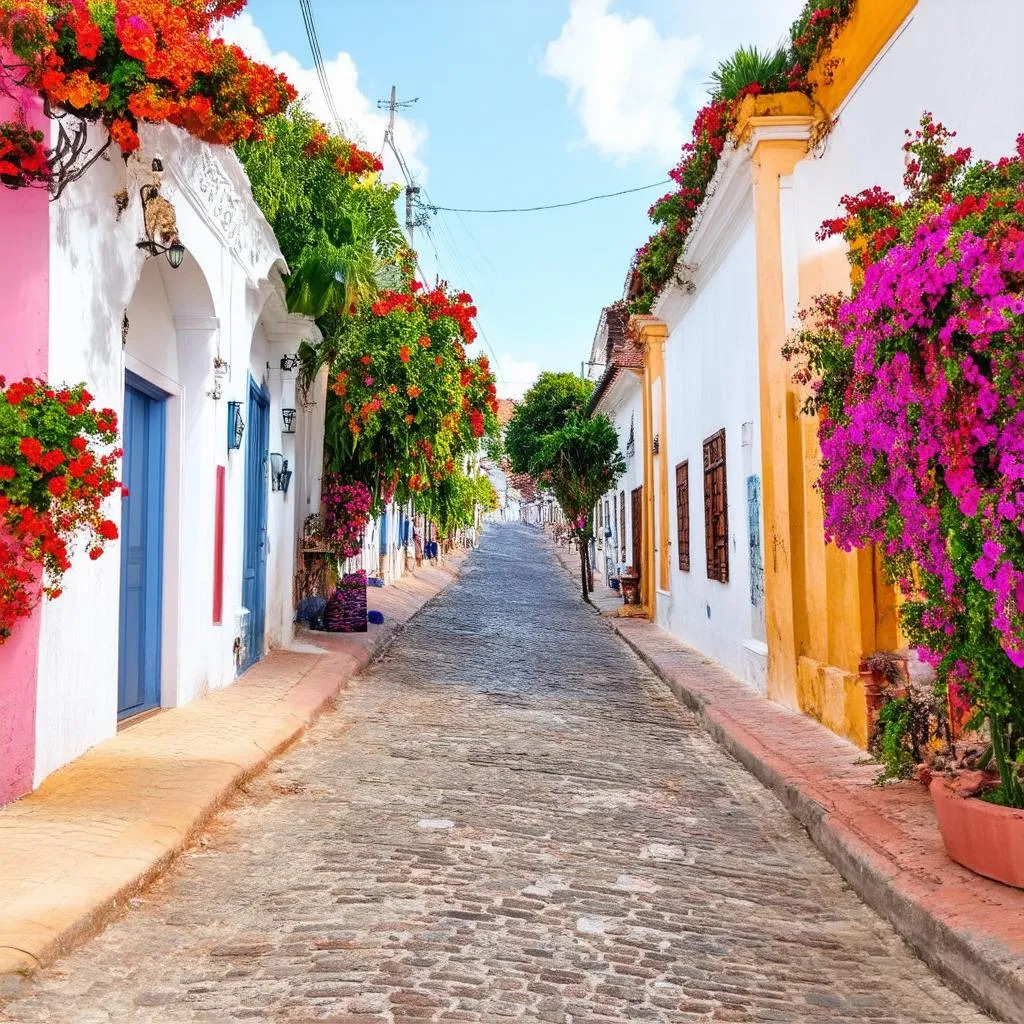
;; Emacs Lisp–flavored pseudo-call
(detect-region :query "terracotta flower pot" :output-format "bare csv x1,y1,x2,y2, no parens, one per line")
930,777,1024,889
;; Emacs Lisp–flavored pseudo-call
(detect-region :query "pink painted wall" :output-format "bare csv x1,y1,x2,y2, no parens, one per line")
0,59,48,805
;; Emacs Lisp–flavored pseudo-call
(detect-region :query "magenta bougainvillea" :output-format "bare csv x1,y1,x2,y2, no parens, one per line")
321,477,371,559
786,114,1024,805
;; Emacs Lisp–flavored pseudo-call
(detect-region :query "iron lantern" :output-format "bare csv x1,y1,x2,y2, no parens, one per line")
227,401,244,450
281,407,296,434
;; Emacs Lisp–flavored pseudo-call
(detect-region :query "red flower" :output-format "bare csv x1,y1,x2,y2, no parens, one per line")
399,345,411,363
97,520,119,541
48,476,67,497
19,437,42,461
0,466,15,481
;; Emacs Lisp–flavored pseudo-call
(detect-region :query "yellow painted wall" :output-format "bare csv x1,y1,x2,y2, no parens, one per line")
631,316,668,619
751,2,918,749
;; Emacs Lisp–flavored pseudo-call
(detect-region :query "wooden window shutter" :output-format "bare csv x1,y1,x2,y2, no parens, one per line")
675,461,690,572
702,430,728,582
619,491,626,562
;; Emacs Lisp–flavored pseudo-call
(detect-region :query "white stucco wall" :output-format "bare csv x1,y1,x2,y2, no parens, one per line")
792,1,1024,279
34,123,317,785
655,214,766,690
596,378,643,583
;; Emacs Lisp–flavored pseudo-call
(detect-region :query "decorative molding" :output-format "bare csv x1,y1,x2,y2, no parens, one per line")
173,314,220,333
138,124,285,291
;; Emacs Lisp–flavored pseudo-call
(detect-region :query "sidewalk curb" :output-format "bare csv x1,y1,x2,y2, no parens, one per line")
547,537,1022,1023
0,553,468,982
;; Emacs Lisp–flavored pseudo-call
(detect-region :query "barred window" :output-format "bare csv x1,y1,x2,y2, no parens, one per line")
703,430,728,583
675,461,690,572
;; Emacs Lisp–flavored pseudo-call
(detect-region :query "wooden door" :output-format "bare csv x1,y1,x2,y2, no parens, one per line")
630,486,643,575
118,374,167,719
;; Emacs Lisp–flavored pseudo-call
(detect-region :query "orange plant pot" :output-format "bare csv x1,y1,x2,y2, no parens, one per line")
930,778,1024,889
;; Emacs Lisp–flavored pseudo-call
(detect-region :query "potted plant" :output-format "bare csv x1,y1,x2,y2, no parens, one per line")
786,115,1024,886
619,565,641,606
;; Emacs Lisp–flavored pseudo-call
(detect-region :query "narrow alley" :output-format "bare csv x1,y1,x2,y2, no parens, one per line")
0,526,988,1024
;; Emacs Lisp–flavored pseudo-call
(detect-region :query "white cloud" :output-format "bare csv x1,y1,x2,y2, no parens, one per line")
217,13,427,184
542,0,806,164
493,355,542,401
541,0,700,163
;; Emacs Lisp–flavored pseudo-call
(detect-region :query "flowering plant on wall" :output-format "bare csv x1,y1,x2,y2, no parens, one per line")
0,376,121,643
784,115,1024,807
321,476,371,559
0,114,47,186
324,282,499,511
0,0,295,191
628,0,855,312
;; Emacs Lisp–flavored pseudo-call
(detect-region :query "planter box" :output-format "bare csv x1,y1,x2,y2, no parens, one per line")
930,777,1024,889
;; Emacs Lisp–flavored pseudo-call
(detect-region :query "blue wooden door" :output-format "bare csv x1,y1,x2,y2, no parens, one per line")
118,374,167,720
240,377,270,673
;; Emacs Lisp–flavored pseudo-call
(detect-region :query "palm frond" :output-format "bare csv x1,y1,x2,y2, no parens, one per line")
708,45,790,101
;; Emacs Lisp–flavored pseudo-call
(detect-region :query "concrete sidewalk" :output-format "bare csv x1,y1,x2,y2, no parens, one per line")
0,553,466,981
550,538,1024,1023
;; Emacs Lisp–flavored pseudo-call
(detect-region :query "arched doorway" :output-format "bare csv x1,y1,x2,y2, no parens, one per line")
121,254,218,718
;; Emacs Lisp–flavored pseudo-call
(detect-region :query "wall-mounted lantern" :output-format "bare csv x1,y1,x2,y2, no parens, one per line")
136,184,186,269
281,408,296,434
279,353,300,372
227,401,245,450
270,452,291,494
652,434,660,456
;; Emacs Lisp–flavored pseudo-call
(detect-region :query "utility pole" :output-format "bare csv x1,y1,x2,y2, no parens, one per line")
405,184,421,246
376,86,422,249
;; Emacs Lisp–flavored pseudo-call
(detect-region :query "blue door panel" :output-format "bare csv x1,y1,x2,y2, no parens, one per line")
240,377,269,673
118,375,166,720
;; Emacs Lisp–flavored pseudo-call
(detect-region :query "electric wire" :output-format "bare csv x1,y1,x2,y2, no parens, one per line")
298,0,344,135
418,180,671,215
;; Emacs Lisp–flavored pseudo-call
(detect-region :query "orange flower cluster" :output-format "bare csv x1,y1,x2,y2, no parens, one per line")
334,143,382,178
0,0,295,163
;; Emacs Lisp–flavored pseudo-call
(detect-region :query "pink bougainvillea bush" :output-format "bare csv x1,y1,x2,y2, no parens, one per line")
320,477,371,559
785,114,1024,806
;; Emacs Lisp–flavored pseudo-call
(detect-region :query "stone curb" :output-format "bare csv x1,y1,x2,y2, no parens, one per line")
546,537,1023,1023
0,553,468,982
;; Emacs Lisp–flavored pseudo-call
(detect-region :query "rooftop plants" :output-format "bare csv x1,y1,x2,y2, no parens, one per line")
235,106,403,319
784,114,1024,808
629,0,854,313
0,0,295,192
0,376,121,643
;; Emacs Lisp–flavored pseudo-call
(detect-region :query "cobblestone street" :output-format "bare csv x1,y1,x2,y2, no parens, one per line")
0,525,990,1023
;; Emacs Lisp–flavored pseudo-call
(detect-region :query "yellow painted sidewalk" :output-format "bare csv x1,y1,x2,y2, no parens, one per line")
0,554,465,978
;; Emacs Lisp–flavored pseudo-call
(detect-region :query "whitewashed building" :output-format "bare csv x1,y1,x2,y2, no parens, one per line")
587,304,644,587
28,123,325,786
647,135,768,692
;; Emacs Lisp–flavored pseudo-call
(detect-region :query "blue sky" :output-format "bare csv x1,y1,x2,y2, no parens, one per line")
227,0,804,398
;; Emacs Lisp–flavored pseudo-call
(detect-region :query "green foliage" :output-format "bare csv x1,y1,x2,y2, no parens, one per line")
873,698,916,783
709,45,790,100
530,414,626,534
505,372,593,476
414,470,495,539
236,106,406,318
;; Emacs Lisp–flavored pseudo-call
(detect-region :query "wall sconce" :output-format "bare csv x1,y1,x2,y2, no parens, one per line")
136,184,186,269
227,401,245,450
279,353,300,372
270,452,291,494
652,434,660,455
282,408,296,434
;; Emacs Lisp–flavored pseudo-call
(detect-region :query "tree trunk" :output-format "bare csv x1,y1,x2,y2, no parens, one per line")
579,541,591,604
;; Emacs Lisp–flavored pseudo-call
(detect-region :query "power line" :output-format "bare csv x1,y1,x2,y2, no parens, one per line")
418,180,671,215
298,0,344,134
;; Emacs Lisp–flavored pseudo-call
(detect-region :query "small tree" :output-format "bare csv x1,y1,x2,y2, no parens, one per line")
532,415,626,602
505,372,593,476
